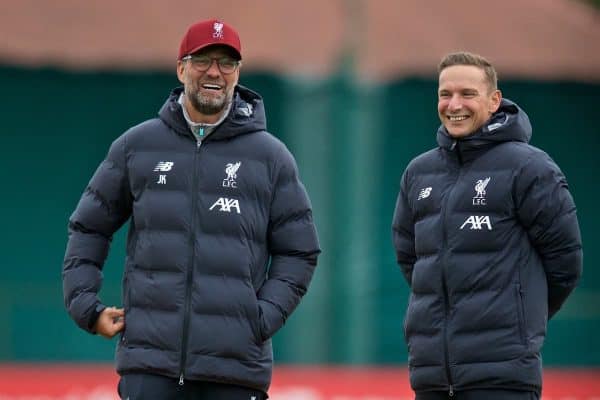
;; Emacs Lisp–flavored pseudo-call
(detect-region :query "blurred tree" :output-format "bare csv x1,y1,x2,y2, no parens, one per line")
584,0,600,9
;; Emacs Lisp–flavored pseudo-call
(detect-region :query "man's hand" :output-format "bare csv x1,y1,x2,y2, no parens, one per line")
94,307,125,339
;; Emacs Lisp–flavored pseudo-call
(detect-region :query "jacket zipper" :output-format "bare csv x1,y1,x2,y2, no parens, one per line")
179,130,204,386
439,156,460,397
441,274,455,397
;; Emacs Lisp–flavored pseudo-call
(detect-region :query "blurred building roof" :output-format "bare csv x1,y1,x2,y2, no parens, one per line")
1,0,599,81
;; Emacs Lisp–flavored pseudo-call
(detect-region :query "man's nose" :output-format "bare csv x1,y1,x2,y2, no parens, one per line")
448,95,463,111
205,59,221,76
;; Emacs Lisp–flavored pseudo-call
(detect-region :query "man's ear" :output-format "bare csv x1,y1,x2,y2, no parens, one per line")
176,61,185,84
490,89,502,113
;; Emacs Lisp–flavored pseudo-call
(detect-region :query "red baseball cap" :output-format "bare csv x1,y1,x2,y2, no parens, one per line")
178,19,242,60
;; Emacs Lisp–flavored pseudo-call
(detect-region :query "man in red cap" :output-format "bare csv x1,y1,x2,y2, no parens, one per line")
176,19,243,125
63,18,320,399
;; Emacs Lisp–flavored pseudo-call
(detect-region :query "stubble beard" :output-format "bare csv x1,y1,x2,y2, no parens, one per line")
187,85,232,116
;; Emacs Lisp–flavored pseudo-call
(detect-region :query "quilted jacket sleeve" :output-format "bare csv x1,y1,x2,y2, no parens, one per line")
257,146,320,341
62,135,132,333
392,169,417,286
515,152,583,319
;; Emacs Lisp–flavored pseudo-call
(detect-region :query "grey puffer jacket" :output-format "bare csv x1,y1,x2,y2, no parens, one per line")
392,99,582,394
63,85,320,392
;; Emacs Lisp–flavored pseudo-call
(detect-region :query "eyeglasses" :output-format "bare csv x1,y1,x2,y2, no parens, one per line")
182,55,240,74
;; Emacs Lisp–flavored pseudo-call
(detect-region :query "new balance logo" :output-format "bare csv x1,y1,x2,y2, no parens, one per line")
209,197,241,214
418,187,432,200
154,161,174,172
460,215,492,230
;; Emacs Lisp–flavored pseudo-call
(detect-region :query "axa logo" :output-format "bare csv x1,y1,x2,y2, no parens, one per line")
460,215,492,230
209,197,241,214
223,161,241,188
417,187,432,200
473,177,490,206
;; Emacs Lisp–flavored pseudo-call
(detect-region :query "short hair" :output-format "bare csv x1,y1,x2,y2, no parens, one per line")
438,52,498,91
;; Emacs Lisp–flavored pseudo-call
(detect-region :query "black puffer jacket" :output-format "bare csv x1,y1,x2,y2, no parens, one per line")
392,99,582,394
63,85,320,392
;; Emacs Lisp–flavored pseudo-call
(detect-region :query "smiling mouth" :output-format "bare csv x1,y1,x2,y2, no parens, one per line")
201,83,223,91
447,115,469,122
